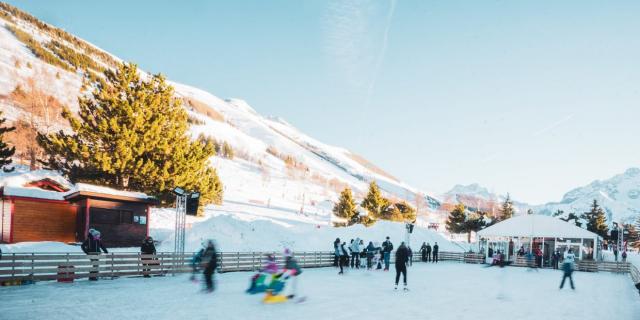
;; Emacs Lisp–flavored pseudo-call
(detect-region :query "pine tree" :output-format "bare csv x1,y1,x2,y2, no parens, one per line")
361,181,386,220
465,211,487,243
446,203,466,234
333,188,359,226
552,209,564,217
499,193,515,220
624,223,639,250
222,141,234,159
38,63,223,208
582,200,609,239
0,111,16,171
394,201,416,222
560,212,583,228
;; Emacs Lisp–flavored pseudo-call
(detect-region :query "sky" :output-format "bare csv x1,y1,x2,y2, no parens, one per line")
8,0,640,204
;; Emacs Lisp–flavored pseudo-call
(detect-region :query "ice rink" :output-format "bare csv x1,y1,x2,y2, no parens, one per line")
1,262,638,320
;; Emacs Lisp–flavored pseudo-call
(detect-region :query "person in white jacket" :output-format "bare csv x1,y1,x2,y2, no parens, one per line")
559,248,576,290
350,238,361,269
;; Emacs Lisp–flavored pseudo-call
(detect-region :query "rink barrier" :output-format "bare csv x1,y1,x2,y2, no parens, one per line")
0,250,483,284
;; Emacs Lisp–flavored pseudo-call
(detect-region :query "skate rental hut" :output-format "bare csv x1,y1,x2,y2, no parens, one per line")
477,214,602,266
1,169,156,247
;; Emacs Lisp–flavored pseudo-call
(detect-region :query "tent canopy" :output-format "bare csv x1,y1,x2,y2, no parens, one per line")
477,214,600,239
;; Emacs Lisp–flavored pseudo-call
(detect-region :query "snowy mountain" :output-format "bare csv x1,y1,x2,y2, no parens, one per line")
443,168,640,225
531,168,640,224
0,5,453,251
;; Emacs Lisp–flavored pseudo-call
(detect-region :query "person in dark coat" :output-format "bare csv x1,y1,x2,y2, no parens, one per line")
382,237,393,271
338,242,349,275
201,240,218,292
81,229,108,281
333,238,341,267
432,242,439,263
395,242,410,290
366,241,376,269
140,236,156,277
420,242,428,262
426,243,432,262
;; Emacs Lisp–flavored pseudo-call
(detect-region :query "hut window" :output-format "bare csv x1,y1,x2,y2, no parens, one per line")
120,211,134,224
91,208,120,224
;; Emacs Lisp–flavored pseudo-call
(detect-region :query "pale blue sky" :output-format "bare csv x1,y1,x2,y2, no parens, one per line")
10,0,640,204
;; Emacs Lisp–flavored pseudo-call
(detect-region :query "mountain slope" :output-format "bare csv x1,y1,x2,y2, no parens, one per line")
443,168,640,224
0,5,455,250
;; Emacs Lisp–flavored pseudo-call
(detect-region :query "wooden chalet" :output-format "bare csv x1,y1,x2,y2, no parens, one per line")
1,172,157,247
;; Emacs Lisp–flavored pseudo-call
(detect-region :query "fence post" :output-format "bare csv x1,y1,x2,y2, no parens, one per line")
30,253,35,283
237,252,240,272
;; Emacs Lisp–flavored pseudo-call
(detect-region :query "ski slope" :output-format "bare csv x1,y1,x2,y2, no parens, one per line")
0,263,637,320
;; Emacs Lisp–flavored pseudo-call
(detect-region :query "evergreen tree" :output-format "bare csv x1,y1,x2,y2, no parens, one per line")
582,199,609,239
499,193,515,220
395,201,416,222
332,188,359,226
361,181,386,220
222,141,234,159
552,209,564,217
38,63,223,208
560,212,583,228
527,209,534,215
624,223,639,250
0,111,15,171
446,203,466,234
465,211,487,243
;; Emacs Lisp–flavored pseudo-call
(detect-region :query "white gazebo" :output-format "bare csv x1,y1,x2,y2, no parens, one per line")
477,215,601,264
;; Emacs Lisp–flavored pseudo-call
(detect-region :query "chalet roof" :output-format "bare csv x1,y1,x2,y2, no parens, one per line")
477,214,600,239
0,167,156,204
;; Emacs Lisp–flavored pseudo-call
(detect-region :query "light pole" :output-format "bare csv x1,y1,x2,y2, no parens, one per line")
172,187,187,275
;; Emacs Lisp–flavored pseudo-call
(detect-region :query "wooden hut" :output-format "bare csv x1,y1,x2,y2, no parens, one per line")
1,170,156,247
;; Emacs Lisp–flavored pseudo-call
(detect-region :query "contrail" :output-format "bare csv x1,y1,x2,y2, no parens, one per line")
531,114,575,137
364,0,397,109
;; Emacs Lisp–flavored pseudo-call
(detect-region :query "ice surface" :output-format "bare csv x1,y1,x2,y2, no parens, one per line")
0,263,637,320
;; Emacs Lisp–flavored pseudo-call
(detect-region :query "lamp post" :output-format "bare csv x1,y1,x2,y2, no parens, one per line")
172,187,187,275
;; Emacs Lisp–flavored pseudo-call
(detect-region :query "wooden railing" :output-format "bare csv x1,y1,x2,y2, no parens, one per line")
0,251,483,284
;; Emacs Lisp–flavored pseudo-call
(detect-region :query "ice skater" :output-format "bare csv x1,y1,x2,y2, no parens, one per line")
432,242,439,263
382,237,393,271
338,241,349,275
201,240,218,293
394,242,409,290
559,248,575,290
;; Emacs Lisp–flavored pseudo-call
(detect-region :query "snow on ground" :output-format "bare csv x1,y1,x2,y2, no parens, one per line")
1,263,637,320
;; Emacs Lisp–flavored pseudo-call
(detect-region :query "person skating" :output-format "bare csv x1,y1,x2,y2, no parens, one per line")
140,236,156,278
282,249,302,299
338,242,349,275
420,242,428,262
559,248,575,290
394,242,410,291
359,239,367,268
432,242,439,263
81,228,108,281
201,240,218,293
426,243,432,262
333,238,341,267
350,238,361,269
382,237,394,271
552,250,560,270
348,239,355,268
366,241,375,269
407,247,413,266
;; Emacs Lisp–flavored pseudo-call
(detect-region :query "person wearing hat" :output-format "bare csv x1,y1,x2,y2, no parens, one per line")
141,236,156,278
81,228,108,281
382,236,394,271
282,248,302,299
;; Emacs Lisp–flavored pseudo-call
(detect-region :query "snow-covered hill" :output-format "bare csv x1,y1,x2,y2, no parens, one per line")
0,5,453,251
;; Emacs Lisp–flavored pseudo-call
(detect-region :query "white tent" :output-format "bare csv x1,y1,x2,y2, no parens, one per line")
477,215,601,262
478,215,599,239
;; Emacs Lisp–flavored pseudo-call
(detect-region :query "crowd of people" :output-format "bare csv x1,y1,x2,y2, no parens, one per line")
72,229,597,299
